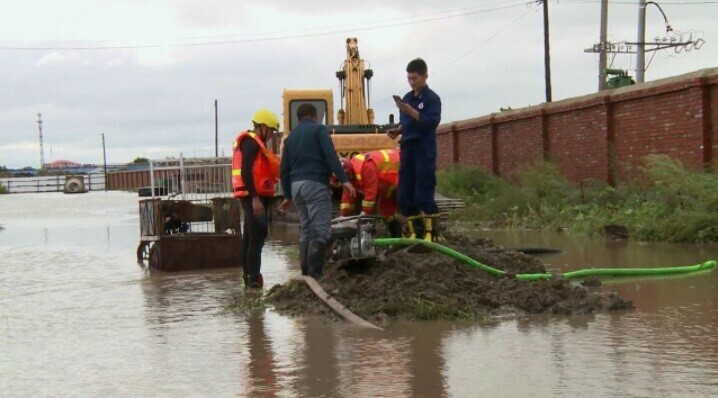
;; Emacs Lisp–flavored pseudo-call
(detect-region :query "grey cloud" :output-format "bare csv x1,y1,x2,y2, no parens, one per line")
1,1,716,167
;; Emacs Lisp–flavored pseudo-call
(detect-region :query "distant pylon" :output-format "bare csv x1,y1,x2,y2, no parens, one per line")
38,113,45,169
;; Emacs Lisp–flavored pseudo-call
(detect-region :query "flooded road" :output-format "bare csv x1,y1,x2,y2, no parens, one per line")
1,192,716,397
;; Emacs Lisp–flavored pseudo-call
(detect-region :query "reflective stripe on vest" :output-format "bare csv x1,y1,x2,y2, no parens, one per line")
352,154,365,181
231,131,277,198
374,149,400,173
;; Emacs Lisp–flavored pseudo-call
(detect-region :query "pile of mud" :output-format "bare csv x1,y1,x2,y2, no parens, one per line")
267,235,633,321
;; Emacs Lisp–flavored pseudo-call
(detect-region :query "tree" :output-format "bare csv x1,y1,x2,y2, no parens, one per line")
132,157,149,164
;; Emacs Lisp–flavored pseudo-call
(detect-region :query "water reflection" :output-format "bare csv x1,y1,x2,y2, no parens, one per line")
233,316,465,397
245,314,280,397
1,193,717,397
299,320,340,397
268,222,301,246
478,229,718,271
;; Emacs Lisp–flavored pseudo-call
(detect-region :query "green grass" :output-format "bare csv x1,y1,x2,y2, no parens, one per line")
410,295,489,322
223,290,267,315
438,155,718,244
0,184,7,194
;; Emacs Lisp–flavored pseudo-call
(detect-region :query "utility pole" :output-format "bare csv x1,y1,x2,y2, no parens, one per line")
636,0,647,83
585,0,703,82
37,113,45,170
598,0,609,90
541,0,553,102
214,99,219,157
101,133,108,191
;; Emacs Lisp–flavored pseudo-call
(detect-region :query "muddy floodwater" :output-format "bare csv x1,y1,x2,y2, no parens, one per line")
1,192,717,397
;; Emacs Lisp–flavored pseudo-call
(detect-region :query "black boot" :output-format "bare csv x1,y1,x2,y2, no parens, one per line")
247,273,264,289
387,218,403,238
307,240,327,279
299,241,309,276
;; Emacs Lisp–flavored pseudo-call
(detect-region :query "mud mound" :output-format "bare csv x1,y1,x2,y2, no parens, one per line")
267,235,633,321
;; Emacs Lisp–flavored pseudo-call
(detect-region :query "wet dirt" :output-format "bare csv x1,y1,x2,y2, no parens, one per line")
266,234,634,322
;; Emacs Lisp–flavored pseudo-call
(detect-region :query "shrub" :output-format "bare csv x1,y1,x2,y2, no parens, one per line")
437,156,718,243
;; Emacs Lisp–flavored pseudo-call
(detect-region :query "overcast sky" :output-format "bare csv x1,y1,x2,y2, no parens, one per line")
0,0,715,168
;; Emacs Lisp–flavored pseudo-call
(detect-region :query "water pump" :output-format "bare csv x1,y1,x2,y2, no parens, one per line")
329,215,387,262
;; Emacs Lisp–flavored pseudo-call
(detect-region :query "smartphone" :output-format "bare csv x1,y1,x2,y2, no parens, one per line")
392,95,403,103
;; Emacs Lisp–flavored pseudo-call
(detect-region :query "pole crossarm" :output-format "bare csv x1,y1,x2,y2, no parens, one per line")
585,39,702,54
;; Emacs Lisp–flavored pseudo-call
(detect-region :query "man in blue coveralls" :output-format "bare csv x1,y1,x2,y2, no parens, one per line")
387,58,442,241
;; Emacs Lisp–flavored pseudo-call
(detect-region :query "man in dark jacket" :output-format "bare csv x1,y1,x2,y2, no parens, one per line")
387,58,442,241
278,103,356,279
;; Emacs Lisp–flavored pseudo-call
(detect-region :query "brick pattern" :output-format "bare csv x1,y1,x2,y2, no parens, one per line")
436,68,718,183
436,129,454,167
457,125,493,172
612,87,704,180
495,116,543,177
548,104,609,182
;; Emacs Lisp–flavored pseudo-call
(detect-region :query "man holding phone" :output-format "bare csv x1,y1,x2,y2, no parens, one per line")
387,58,442,241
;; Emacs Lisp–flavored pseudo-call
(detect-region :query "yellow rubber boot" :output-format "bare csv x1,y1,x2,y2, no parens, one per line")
423,213,443,242
406,215,418,239
423,215,433,242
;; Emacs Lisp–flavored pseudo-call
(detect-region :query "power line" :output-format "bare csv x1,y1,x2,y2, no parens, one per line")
371,3,537,108
0,2,530,51
173,0,528,41
564,0,718,4
434,4,537,75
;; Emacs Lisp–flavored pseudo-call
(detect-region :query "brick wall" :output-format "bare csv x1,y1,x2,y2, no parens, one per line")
546,99,609,183
437,67,718,184
457,120,494,172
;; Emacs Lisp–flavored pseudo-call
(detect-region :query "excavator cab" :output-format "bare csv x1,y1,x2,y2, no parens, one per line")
276,38,398,201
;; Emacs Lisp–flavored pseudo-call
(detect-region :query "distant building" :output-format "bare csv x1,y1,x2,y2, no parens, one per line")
45,160,82,169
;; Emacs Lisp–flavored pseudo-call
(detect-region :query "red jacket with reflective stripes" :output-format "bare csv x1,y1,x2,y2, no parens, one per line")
340,149,400,216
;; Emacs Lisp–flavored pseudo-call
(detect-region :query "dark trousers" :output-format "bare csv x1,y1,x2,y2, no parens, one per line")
240,196,270,278
398,141,439,217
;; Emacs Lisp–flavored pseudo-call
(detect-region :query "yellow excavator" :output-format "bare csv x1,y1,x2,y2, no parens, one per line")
278,37,398,159
271,37,399,220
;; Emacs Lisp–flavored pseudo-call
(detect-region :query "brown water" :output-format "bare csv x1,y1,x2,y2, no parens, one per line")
1,192,717,397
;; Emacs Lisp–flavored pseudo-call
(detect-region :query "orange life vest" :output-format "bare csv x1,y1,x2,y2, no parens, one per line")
232,131,280,198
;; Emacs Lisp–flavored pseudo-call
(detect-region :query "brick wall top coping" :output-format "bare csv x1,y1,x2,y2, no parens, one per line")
438,66,718,134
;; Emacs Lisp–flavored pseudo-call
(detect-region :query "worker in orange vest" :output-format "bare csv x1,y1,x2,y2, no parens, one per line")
339,149,403,237
232,109,281,288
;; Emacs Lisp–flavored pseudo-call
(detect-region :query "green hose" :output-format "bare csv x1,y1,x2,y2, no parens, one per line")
373,238,717,281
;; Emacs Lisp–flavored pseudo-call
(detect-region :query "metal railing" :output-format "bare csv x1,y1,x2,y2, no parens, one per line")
0,174,106,194
147,154,233,233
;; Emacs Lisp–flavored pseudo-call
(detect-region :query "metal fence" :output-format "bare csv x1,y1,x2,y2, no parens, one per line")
148,155,233,233
0,174,106,194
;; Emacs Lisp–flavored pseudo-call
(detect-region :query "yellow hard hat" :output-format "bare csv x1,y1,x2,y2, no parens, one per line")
252,109,280,131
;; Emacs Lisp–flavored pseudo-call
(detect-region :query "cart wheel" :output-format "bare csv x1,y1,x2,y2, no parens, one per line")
136,242,151,264
148,242,161,271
